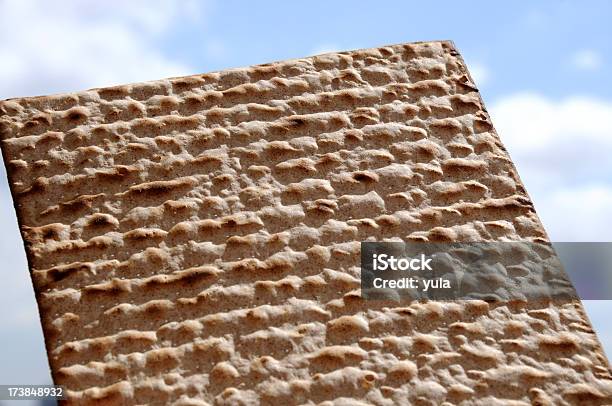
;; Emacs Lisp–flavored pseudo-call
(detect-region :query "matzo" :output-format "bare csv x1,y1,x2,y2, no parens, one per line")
1,40,610,405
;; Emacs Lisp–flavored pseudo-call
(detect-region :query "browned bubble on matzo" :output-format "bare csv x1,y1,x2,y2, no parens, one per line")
1,40,611,405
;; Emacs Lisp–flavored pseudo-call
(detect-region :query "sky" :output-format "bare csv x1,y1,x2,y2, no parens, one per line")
0,0,610,401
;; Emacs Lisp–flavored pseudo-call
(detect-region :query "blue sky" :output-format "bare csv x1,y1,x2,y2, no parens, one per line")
0,0,611,397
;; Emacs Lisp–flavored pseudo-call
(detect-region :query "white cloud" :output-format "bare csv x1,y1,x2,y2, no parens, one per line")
571,49,603,71
491,93,612,151
0,0,205,99
490,93,612,241
535,185,612,241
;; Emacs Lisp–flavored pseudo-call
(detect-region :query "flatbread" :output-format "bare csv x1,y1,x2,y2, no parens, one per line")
1,40,610,405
